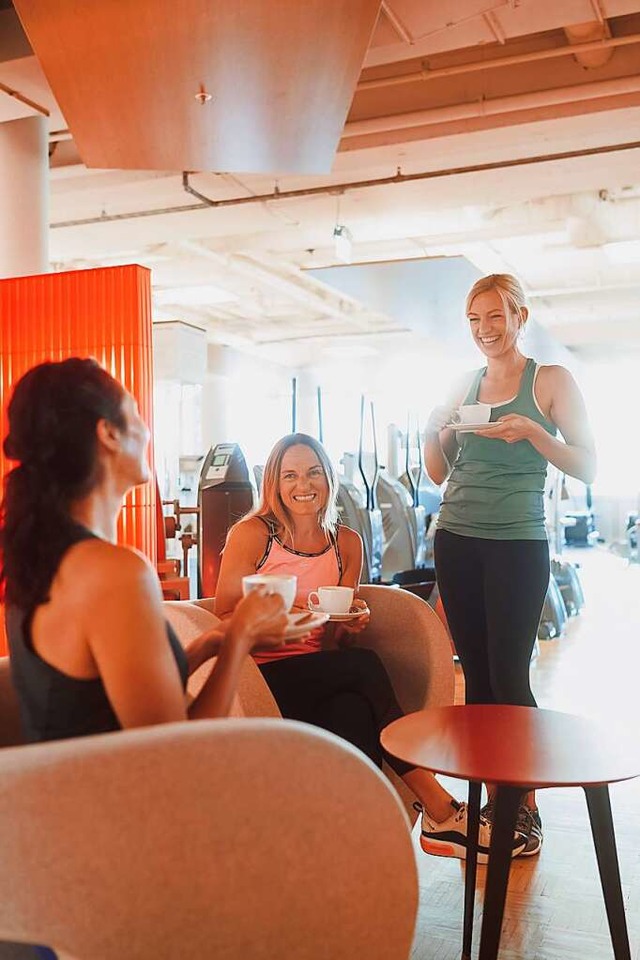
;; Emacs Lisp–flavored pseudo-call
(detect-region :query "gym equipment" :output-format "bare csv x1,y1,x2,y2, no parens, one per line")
374,418,436,597
198,442,257,597
626,512,640,563
563,484,599,547
336,397,383,584
377,471,427,581
396,423,441,567
550,557,585,617
537,574,568,640
544,468,585,619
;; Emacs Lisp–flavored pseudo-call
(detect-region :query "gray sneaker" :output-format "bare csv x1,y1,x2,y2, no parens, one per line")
515,804,543,857
481,797,541,857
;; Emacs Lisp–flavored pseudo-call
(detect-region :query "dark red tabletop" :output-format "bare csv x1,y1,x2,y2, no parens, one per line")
381,705,640,789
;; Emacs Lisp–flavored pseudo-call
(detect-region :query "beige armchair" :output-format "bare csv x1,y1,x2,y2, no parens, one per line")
164,583,456,823
0,718,418,960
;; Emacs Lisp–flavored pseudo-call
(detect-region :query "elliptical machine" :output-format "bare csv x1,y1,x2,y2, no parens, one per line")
335,396,383,584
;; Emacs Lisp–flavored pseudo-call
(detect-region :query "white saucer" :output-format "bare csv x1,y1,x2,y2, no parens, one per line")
285,611,329,639
448,421,498,432
307,605,370,622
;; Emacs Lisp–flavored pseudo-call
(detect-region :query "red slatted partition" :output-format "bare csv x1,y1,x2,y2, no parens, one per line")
0,264,155,653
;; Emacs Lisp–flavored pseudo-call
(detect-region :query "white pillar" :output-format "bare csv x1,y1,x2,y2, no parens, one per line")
0,116,49,278
202,343,231,453
293,368,320,437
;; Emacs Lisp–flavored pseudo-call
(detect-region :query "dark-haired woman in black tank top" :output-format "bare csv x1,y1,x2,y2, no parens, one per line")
0,358,289,744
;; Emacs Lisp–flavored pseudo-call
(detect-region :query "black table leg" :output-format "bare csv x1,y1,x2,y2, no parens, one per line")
462,780,482,960
478,784,521,960
584,785,631,960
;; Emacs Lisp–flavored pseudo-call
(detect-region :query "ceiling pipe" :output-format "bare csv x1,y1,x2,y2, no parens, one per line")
356,31,640,92
50,139,640,230
483,9,507,45
588,0,608,28
0,80,49,117
380,2,414,44
344,74,640,139
49,129,73,142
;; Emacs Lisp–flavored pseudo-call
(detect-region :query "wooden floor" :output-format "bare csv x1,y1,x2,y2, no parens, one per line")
410,547,640,960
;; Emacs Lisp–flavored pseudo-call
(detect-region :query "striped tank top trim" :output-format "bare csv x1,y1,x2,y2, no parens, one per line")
256,517,343,579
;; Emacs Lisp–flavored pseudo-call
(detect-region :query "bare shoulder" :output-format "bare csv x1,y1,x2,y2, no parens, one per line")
536,364,575,387
227,516,269,550
337,524,362,550
535,364,578,407
61,539,156,592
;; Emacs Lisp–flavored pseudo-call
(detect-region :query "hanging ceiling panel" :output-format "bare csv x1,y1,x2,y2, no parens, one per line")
12,0,382,174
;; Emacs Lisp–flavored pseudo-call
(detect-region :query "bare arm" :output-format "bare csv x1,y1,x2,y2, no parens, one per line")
214,519,268,619
183,624,226,675
338,525,363,590
423,376,471,484
82,543,286,726
335,526,369,641
82,546,189,728
543,366,597,483
424,424,460,486
188,590,287,719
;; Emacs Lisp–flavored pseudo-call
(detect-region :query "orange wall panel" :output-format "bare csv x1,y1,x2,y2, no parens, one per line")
0,264,155,654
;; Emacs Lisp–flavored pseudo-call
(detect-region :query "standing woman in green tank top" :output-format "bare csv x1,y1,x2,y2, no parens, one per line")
424,274,596,857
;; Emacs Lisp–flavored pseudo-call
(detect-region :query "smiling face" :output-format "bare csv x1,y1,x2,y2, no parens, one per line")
278,443,329,520
467,287,526,359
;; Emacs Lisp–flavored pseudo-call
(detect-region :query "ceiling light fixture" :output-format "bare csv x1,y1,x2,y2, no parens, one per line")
333,224,353,264
194,83,213,105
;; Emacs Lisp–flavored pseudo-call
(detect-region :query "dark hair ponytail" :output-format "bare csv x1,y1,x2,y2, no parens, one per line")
0,358,126,611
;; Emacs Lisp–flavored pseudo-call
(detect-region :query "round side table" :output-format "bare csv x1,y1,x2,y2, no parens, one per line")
381,704,639,960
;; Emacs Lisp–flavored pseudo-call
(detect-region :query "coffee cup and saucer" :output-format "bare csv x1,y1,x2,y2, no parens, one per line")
242,574,328,638
307,586,370,622
447,402,497,433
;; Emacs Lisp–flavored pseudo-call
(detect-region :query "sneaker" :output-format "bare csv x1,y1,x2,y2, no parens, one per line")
480,796,495,823
415,800,527,863
515,804,543,857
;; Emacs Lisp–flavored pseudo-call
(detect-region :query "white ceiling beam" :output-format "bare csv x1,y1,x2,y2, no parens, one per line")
177,240,394,332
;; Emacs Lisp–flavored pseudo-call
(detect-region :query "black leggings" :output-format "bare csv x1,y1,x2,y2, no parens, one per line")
434,529,550,707
259,648,414,777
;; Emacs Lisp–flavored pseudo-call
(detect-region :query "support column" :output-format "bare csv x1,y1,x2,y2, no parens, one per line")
0,116,49,278
0,265,155,654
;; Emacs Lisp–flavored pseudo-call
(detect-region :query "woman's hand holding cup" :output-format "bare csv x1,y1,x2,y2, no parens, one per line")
336,597,370,645
228,588,288,652
308,585,354,615
426,405,457,436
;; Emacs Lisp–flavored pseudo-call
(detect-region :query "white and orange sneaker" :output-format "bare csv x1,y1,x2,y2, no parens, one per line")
416,800,527,863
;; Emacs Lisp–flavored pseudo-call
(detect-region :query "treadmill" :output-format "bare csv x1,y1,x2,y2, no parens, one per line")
198,442,257,597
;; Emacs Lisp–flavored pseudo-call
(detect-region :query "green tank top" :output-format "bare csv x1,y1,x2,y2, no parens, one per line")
437,358,556,540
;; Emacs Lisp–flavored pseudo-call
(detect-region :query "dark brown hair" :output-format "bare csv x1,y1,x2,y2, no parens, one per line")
0,358,126,610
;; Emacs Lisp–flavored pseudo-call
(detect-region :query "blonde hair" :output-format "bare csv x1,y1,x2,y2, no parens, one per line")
465,273,528,330
247,433,339,544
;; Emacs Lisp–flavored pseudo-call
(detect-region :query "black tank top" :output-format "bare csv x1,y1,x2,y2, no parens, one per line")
6,525,189,743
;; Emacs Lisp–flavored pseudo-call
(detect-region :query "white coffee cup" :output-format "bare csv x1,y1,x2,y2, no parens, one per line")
308,585,354,615
242,574,297,612
457,402,492,425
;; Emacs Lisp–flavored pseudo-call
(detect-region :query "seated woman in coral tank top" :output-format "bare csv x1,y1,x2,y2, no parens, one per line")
216,432,527,862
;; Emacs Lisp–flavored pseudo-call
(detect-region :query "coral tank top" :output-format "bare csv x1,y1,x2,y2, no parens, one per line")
252,518,343,665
